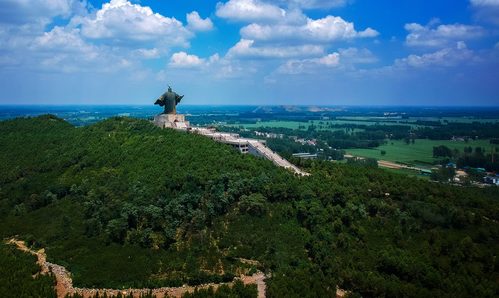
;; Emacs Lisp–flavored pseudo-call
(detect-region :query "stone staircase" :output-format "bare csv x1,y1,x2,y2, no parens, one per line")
247,140,309,176
190,127,308,176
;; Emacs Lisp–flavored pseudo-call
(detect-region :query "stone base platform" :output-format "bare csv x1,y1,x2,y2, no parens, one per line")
153,114,190,130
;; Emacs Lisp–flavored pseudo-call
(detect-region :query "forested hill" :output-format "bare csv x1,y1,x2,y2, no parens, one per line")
0,115,498,297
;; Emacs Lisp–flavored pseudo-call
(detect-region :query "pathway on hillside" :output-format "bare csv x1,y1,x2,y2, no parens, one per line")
6,238,266,298
246,140,309,176
191,127,309,176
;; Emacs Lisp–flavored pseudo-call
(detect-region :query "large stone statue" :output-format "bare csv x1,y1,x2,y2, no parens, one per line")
154,86,184,114
153,85,189,129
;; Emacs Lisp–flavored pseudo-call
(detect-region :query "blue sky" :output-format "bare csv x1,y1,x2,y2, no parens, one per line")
0,0,498,106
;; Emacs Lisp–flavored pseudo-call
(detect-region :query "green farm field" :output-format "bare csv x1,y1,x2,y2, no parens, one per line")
383,167,432,180
233,120,308,129
337,116,499,124
230,119,403,131
410,117,499,124
347,139,496,165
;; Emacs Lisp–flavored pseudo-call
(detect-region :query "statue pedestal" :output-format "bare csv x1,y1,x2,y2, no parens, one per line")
153,114,190,130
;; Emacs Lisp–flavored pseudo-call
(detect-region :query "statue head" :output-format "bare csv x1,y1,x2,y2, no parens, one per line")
168,85,172,93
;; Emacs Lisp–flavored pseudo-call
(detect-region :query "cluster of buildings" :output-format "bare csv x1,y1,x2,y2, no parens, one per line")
290,136,317,146
253,131,284,139
484,175,499,186
451,136,471,142
292,153,318,160
443,163,498,186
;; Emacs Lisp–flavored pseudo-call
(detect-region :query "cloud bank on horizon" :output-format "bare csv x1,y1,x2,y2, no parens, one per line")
0,0,498,105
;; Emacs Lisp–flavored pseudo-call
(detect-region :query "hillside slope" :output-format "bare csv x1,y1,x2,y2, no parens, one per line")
0,116,498,297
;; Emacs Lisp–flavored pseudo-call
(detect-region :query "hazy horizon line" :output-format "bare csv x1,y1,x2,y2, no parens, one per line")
2,104,499,108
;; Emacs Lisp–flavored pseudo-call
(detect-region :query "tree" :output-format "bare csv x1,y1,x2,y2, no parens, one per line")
433,145,452,158
106,218,128,243
239,193,267,216
430,167,455,182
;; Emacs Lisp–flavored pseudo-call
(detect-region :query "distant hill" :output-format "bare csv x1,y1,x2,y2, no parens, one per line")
0,116,498,297
251,105,346,114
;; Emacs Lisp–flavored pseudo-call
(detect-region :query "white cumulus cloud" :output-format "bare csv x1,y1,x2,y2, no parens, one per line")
470,0,499,6
186,11,214,32
29,26,132,73
277,53,340,74
165,52,250,79
279,0,349,9
395,42,475,68
227,39,324,58
169,52,221,68
276,47,377,75
170,52,206,68
405,22,485,48
241,15,378,42
75,0,191,46
32,26,89,51
338,48,378,64
133,48,161,59
470,0,499,25
0,0,198,75
316,53,341,66
0,0,87,24
216,0,285,22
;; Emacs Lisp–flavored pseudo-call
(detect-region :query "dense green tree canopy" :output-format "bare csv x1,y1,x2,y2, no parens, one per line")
0,116,498,297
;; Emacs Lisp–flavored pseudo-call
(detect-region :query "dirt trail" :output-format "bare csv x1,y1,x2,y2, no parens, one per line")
377,160,406,169
345,154,430,172
6,238,266,298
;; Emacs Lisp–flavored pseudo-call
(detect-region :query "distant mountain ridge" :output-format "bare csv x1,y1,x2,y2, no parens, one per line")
251,105,346,114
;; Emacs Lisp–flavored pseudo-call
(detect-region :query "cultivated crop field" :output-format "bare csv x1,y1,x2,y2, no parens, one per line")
227,117,499,170
233,121,309,129
231,120,386,131
230,118,471,131
347,139,495,164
